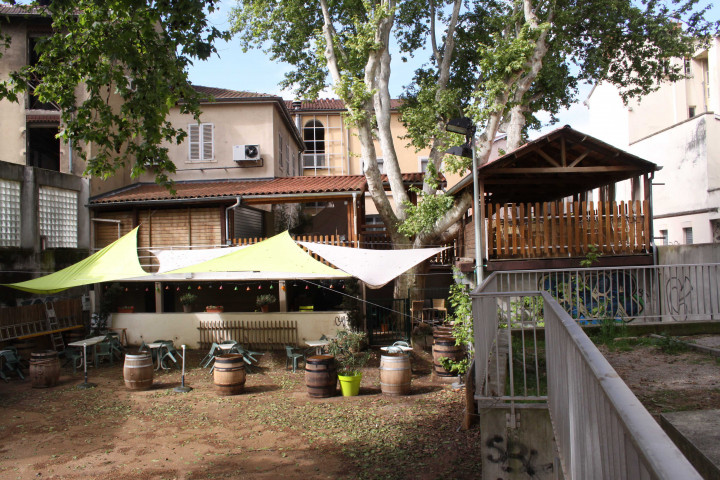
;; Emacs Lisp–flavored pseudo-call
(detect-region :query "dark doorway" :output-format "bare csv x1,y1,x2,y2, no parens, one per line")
27,126,60,171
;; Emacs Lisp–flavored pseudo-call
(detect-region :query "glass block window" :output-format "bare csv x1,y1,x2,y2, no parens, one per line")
39,186,77,248
0,179,21,247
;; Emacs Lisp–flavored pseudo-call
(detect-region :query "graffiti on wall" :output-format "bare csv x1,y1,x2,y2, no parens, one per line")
665,275,693,321
485,435,554,478
539,271,644,323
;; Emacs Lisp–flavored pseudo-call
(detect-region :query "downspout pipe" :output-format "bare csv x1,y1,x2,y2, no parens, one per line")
225,196,242,245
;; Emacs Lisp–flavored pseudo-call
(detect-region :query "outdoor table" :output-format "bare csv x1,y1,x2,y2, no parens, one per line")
146,343,168,371
305,340,330,356
68,336,107,369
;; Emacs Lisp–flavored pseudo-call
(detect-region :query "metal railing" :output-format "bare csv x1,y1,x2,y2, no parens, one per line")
543,291,701,479
494,263,720,324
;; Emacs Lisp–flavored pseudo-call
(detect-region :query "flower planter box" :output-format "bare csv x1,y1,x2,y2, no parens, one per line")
118,307,134,313
205,306,224,313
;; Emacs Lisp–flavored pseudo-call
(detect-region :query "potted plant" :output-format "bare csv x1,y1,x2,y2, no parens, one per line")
256,294,277,313
326,329,370,396
180,293,198,313
205,305,224,313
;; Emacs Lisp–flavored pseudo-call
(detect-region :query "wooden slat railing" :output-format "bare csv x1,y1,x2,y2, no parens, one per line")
487,200,651,259
198,319,298,350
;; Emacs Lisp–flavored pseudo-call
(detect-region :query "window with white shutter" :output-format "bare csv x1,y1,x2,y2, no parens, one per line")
188,123,214,162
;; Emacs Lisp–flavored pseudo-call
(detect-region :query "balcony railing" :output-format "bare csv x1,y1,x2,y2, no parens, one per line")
487,200,651,259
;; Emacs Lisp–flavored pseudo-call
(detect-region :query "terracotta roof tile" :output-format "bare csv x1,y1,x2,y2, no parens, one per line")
90,176,369,205
0,5,47,15
90,173,431,206
192,85,277,100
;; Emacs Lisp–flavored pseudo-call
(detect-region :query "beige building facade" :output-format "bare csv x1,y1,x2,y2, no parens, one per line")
587,37,720,245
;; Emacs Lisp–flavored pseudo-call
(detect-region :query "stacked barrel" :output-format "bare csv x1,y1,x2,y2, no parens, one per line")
432,324,464,377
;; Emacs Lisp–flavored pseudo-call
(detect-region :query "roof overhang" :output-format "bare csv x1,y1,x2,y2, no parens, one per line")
447,125,659,204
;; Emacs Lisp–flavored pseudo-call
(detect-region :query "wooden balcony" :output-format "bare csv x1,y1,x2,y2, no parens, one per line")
487,200,651,260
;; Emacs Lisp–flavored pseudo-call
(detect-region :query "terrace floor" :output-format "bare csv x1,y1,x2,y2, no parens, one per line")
0,348,482,480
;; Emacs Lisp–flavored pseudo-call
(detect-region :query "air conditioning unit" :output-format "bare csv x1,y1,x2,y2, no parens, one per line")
233,144,260,161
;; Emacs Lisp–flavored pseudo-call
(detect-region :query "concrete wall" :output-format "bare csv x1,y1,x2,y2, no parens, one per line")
0,23,29,167
110,311,348,349
657,243,720,265
479,407,559,480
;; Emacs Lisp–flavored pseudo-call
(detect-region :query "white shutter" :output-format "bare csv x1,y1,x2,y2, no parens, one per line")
188,124,200,161
202,123,213,160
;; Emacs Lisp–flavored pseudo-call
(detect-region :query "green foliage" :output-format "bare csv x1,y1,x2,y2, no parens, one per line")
179,293,198,306
0,1,228,188
655,334,690,355
326,329,371,376
580,244,602,268
439,356,469,376
499,295,544,328
99,283,124,320
256,294,277,306
398,185,455,236
435,269,473,376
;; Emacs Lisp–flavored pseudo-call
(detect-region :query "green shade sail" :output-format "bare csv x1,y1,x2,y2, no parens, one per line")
4,227,149,294
168,231,350,278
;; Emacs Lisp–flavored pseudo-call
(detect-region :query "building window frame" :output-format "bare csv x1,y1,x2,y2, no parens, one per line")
188,123,214,162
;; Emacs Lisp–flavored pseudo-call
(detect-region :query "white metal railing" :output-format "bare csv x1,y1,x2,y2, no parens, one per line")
495,264,720,324
543,291,701,479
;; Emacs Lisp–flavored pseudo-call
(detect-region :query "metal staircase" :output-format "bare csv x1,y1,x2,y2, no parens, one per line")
45,302,66,354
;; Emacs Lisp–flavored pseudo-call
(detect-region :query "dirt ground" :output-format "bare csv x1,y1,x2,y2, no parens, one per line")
0,348,482,480
600,336,720,416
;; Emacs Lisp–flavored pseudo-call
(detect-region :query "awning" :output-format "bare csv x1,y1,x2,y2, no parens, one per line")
3,227,149,294
161,231,350,280
150,246,246,273
300,242,447,288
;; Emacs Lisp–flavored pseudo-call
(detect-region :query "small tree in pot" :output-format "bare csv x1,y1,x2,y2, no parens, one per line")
256,294,277,313
180,293,197,313
326,329,370,396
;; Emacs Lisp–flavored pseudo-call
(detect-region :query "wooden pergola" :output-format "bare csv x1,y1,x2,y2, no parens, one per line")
448,126,660,270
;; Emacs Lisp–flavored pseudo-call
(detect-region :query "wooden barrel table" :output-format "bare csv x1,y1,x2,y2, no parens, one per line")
29,350,60,388
432,336,464,377
124,353,154,390
379,352,411,395
305,355,337,398
213,354,246,396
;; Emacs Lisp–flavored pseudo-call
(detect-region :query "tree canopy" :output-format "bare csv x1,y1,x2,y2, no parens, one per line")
0,0,228,189
231,0,716,294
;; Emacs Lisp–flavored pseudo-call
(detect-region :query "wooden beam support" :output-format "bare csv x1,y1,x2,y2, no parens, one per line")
533,147,561,167
489,166,641,174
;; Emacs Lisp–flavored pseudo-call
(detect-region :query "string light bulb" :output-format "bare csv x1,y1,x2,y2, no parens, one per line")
176,287,180,291
197,285,202,290
234,286,238,291
246,286,250,291
258,285,262,290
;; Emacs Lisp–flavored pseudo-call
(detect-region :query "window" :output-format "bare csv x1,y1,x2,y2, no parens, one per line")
684,57,691,75
419,156,429,173
27,124,60,171
659,229,668,246
683,227,693,245
27,36,58,111
365,215,385,232
689,106,696,118
39,186,77,248
376,157,384,174
188,123,213,161
303,120,325,169
0,180,21,247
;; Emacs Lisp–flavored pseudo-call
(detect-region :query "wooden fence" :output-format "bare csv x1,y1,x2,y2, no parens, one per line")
487,200,651,259
197,319,298,350
0,298,83,341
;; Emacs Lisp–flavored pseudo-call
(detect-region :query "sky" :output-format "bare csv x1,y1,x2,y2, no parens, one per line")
189,1,720,139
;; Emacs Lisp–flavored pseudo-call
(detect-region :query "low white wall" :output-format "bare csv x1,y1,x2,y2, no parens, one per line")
110,311,348,349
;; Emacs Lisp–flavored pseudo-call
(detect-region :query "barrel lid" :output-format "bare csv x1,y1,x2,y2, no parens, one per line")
307,354,334,361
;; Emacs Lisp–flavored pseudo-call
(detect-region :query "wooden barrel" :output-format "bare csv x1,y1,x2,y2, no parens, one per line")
123,353,154,391
213,354,246,396
29,350,60,388
433,326,454,339
432,336,464,377
305,355,337,398
379,353,411,395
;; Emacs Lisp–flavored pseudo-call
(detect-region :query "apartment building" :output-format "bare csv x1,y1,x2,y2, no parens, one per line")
587,37,720,244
